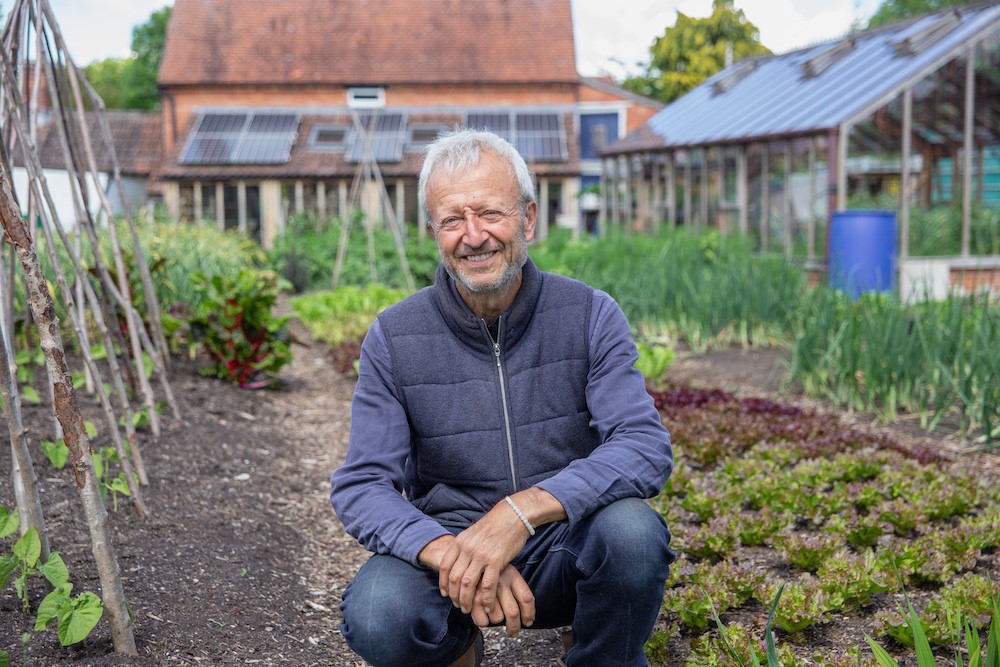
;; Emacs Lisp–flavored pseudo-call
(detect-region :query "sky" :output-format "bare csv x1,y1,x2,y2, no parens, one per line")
31,0,885,77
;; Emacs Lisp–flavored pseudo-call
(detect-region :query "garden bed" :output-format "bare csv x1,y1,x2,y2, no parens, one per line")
0,328,997,665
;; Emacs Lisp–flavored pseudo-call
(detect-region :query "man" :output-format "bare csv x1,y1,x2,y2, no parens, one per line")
330,129,674,667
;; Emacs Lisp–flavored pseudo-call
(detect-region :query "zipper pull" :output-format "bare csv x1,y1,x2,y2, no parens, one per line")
493,342,501,367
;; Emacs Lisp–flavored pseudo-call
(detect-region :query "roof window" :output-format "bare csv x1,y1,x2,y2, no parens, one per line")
802,39,855,79
308,124,349,151
891,10,961,57
407,125,447,151
712,59,758,95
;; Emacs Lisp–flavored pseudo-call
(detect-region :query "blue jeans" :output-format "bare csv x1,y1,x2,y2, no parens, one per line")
339,498,674,667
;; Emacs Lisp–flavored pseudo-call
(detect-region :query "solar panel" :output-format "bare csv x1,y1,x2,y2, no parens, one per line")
179,112,299,165
466,113,512,140
346,112,406,163
464,111,566,162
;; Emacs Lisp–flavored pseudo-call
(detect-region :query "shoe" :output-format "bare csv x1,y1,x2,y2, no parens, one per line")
448,627,484,667
557,628,573,666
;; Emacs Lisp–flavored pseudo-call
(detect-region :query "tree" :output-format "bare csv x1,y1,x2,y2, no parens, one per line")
82,6,171,110
622,0,770,103
83,57,128,109
866,0,979,28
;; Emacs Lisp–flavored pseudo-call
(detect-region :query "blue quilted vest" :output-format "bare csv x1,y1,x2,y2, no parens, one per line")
376,258,600,529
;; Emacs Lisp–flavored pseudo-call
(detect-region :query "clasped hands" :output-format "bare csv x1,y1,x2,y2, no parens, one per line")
419,499,536,636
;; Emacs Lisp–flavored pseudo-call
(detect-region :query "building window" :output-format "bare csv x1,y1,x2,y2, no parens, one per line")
309,124,349,151
591,124,608,152
347,86,386,109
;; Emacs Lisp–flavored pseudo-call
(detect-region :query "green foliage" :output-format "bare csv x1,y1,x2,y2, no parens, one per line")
531,228,803,353
91,447,132,512
0,519,104,648
132,220,266,314
83,6,171,110
83,57,129,109
635,342,675,389
867,0,980,29
188,270,292,388
650,384,1000,663
266,213,439,293
40,422,96,471
290,284,410,348
705,585,793,667
622,0,771,103
786,287,1000,443
868,580,999,667
876,574,999,647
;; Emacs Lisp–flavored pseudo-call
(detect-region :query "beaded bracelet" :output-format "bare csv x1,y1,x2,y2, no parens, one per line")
504,495,536,536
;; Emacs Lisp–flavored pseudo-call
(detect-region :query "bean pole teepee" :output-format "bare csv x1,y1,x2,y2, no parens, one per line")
0,0,179,654
331,108,415,291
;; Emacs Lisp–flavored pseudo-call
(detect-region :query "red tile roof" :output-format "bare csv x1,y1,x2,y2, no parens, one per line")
160,0,578,87
11,111,162,176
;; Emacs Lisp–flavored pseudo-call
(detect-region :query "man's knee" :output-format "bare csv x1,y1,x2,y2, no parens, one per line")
586,498,674,580
340,555,455,666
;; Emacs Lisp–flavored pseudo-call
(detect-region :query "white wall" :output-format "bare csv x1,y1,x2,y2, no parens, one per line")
10,167,147,228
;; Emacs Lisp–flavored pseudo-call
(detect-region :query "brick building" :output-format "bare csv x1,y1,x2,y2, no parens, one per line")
156,0,660,247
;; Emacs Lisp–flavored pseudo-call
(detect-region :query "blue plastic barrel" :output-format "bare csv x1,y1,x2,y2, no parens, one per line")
828,210,898,299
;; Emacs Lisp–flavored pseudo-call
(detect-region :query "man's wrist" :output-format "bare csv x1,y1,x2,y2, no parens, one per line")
417,534,455,570
507,487,567,530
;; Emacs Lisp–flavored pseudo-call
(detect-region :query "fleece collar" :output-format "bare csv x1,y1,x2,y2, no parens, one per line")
431,257,543,355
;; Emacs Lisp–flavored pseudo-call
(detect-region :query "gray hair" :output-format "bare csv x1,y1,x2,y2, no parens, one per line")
418,129,536,224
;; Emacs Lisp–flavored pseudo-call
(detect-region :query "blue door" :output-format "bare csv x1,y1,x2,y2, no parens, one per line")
579,113,619,160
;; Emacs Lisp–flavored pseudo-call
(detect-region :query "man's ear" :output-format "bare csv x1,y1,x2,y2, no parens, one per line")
523,201,537,242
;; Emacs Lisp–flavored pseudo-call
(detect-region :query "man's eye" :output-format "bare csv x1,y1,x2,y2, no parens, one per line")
481,210,503,221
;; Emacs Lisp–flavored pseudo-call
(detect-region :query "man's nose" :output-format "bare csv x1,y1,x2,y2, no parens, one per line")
462,212,488,243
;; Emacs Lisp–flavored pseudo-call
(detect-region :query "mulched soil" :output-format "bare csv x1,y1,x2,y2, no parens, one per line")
1,325,997,666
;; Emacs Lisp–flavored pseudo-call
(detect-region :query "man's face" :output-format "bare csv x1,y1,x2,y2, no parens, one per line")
426,151,537,296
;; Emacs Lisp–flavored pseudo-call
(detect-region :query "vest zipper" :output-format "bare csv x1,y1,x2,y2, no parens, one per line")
483,316,518,491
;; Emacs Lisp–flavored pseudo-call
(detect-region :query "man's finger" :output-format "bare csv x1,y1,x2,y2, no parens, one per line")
500,585,523,636
509,570,536,628
438,544,460,596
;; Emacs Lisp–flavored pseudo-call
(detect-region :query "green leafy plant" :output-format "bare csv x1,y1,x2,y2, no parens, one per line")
866,587,999,667
753,576,844,634
0,511,106,647
188,269,292,388
875,574,999,647
290,284,409,348
40,421,97,470
91,447,132,512
635,341,675,389
710,584,788,667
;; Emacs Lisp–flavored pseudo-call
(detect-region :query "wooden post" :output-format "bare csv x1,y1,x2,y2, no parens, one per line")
808,139,817,261
666,152,677,229
0,166,136,655
784,143,793,256
761,144,770,252
737,145,748,236
961,44,975,257
901,88,913,262
193,180,203,222
216,182,225,229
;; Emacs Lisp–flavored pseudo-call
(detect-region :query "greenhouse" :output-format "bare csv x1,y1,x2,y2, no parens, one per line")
601,1,1000,300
